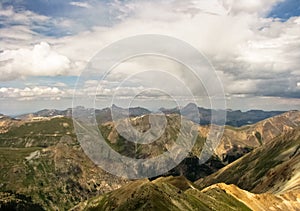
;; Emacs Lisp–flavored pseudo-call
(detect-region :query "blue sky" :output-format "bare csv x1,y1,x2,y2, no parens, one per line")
0,0,300,115
268,0,300,20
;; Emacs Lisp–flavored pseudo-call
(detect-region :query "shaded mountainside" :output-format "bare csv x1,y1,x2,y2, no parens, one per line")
99,114,228,181
205,110,300,162
0,191,44,210
196,127,300,194
99,111,300,181
100,114,199,159
95,110,300,163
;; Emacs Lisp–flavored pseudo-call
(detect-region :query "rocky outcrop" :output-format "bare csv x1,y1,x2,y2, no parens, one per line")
196,128,300,195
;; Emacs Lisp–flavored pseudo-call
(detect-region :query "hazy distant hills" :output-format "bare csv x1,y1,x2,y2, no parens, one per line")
15,103,285,127
160,103,285,126
0,107,299,210
16,109,72,119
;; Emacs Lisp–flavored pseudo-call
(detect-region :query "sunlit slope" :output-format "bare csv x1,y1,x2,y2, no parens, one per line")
196,128,300,194
74,176,251,211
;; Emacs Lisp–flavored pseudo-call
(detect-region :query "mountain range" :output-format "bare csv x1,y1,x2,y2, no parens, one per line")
14,103,285,127
0,105,299,210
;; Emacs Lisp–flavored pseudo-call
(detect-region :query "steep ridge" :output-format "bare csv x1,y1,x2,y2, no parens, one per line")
100,111,300,181
73,176,252,211
74,176,300,211
100,114,199,159
201,183,300,211
101,111,300,161
196,127,300,194
1,110,300,210
201,111,300,161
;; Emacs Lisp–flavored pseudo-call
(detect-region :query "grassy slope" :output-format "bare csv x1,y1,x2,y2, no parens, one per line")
2,112,300,210
0,117,127,210
78,177,251,211
196,128,300,194
0,117,74,147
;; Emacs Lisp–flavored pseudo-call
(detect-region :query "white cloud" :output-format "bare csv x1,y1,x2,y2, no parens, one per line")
53,82,68,87
0,42,83,81
0,25,38,43
0,0,299,109
70,1,91,9
0,6,49,24
46,0,299,103
54,0,283,60
229,0,284,15
0,86,65,101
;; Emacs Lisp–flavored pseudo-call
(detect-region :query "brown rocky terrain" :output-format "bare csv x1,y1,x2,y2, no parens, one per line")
1,110,300,210
202,183,300,211
196,127,300,196
199,111,300,162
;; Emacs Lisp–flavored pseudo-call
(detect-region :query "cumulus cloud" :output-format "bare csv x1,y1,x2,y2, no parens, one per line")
0,42,83,81
0,0,299,111
55,0,283,58
52,0,299,101
0,86,66,101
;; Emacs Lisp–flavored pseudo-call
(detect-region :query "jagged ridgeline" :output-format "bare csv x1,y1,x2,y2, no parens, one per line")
0,108,300,210
74,111,300,211
73,177,253,211
99,114,204,159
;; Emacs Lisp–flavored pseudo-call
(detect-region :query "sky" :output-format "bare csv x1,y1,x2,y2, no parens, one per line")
0,0,300,115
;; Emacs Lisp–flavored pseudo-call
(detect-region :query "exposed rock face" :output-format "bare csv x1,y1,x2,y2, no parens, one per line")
200,111,300,161
196,128,300,195
103,111,300,161
0,115,22,134
202,183,300,211
101,111,300,181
